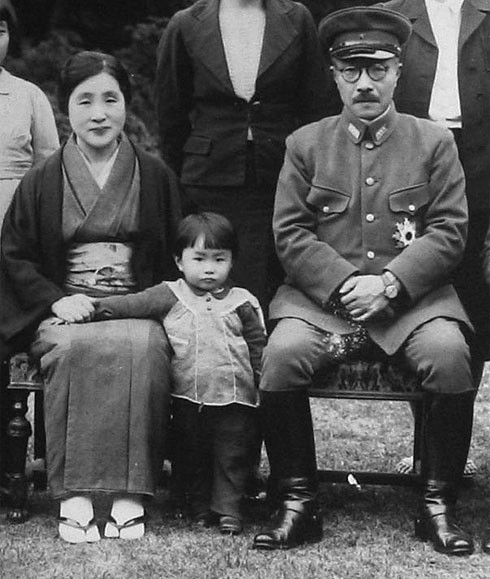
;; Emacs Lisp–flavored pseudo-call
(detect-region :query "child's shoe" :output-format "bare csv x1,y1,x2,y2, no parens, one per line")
219,515,242,535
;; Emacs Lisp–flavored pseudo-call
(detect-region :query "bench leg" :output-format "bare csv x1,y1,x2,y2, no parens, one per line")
6,390,32,522
32,392,47,491
0,362,9,503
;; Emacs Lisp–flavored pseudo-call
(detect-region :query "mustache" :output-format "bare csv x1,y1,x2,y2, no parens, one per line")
353,95,380,103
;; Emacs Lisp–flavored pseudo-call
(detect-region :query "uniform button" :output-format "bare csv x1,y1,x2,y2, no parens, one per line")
408,204,416,212
366,213,375,222
322,206,329,213
365,177,375,186
207,306,212,311
206,296,211,301
365,142,374,150
367,250,375,259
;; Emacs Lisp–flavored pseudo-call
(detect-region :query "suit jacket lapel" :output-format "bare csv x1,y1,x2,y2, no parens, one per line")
189,0,303,91
459,0,488,49
257,0,297,78
405,0,437,48
190,0,233,92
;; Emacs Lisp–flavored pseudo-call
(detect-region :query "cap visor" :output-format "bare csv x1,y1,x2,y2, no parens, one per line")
339,49,397,60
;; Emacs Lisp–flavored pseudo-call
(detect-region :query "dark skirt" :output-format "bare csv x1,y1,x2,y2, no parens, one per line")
184,143,284,314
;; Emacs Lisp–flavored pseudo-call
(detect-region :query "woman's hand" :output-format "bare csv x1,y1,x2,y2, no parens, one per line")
51,295,97,323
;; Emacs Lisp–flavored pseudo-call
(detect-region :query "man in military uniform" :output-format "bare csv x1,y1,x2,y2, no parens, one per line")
253,7,475,555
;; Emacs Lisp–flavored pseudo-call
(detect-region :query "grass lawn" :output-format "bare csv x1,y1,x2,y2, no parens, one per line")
0,366,489,579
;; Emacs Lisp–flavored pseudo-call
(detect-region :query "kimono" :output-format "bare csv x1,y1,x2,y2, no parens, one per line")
1,135,181,498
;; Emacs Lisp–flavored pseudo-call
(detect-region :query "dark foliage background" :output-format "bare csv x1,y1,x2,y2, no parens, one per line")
6,0,376,153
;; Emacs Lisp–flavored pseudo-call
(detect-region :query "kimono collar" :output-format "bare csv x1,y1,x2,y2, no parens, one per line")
62,133,135,208
341,104,398,146
61,132,140,242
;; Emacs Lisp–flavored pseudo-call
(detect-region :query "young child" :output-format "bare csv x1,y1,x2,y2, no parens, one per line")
93,212,266,535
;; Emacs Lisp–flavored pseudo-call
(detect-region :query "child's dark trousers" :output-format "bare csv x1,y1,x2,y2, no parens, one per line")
171,398,258,520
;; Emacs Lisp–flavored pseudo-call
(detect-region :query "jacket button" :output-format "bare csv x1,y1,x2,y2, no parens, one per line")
365,142,374,150
408,204,416,212
322,206,330,213
367,250,375,259
365,177,375,186
366,213,375,222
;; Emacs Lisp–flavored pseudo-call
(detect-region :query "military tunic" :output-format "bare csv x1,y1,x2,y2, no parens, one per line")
270,106,471,355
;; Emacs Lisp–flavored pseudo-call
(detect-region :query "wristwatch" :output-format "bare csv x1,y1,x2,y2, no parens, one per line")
381,271,399,300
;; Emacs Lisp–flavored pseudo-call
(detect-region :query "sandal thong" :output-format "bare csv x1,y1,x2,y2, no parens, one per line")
104,513,147,540
58,516,100,544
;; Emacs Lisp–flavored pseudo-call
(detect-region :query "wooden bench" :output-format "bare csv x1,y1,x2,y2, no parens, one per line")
4,352,45,522
309,359,425,487
2,353,425,522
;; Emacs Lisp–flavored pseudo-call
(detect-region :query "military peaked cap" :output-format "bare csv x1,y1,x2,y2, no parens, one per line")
319,6,412,60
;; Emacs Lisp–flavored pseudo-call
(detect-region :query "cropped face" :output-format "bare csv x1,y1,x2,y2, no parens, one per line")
332,57,401,121
68,71,126,160
175,235,233,293
0,21,9,68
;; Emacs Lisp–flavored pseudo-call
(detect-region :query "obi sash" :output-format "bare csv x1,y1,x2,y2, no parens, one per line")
61,133,141,296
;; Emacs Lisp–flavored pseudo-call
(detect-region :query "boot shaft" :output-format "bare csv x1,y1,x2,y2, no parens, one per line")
422,392,474,486
260,390,317,481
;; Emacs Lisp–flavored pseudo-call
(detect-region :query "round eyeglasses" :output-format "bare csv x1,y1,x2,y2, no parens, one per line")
332,63,390,83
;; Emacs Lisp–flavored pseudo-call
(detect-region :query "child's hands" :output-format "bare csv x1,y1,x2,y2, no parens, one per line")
51,295,97,324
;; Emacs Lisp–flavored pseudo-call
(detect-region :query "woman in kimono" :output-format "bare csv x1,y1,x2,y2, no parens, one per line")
0,51,181,543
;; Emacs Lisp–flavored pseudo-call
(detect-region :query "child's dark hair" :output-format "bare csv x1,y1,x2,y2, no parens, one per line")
174,212,238,258
58,51,132,116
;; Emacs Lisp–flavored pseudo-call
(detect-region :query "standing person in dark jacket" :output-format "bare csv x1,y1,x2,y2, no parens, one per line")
155,0,328,313
155,0,329,501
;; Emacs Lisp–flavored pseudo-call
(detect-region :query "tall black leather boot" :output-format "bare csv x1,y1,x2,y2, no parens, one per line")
415,392,474,556
252,390,323,550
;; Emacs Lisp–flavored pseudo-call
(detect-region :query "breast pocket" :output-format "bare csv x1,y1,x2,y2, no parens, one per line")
388,182,431,216
306,184,351,219
389,183,430,248
183,135,212,156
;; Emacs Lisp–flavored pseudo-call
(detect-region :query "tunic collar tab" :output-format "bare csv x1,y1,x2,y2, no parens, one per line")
341,104,397,146
347,122,362,141
368,105,397,145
